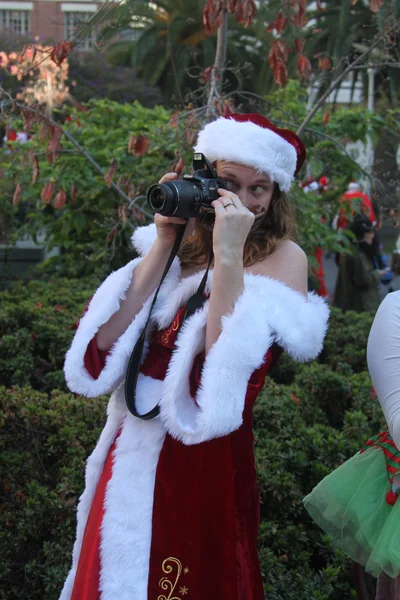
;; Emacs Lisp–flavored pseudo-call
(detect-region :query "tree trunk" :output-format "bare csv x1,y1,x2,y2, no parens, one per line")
206,2,228,120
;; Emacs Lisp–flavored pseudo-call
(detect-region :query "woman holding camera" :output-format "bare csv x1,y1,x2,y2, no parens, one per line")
60,112,329,600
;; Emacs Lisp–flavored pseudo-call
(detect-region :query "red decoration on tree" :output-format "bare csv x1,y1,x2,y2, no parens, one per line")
323,111,330,125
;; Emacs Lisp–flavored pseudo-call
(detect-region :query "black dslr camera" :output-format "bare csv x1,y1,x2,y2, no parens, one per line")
147,153,226,219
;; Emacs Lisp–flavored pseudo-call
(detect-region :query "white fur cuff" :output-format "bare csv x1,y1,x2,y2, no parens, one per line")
64,255,181,398
160,276,329,445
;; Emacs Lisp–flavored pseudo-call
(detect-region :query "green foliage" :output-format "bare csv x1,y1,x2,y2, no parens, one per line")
0,276,99,391
0,385,108,599
0,274,386,599
1,100,193,276
321,307,374,372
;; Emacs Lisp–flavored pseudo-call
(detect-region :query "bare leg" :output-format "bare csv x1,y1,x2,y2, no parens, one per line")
376,573,400,600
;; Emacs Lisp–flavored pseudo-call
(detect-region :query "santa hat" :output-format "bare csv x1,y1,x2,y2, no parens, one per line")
194,111,306,192
348,181,360,192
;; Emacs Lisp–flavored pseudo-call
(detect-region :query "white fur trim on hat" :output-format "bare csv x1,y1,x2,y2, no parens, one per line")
194,117,297,192
348,181,360,191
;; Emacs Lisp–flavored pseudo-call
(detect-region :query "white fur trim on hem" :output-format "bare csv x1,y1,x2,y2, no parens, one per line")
194,117,297,192
59,391,127,600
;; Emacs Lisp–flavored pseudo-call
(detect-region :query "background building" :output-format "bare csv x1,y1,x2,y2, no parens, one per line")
0,0,98,49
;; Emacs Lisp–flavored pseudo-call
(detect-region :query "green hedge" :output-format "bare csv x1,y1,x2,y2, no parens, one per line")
0,277,383,599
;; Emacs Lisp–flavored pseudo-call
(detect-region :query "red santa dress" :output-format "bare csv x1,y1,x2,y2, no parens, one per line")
60,224,329,600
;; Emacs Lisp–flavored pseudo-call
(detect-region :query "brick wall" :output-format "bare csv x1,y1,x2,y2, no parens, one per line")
0,0,99,44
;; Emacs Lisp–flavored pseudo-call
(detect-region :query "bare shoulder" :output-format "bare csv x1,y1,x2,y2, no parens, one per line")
248,239,308,296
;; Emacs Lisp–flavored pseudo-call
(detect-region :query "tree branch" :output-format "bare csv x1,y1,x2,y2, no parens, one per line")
297,19,400,137
0,93,152,218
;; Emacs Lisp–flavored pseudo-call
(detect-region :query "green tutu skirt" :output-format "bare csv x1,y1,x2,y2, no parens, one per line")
303,431,400,578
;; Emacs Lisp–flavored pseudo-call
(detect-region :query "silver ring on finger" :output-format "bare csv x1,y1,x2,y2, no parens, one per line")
222,201,235,209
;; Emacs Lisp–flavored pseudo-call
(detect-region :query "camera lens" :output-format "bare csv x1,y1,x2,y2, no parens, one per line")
147,183,177,215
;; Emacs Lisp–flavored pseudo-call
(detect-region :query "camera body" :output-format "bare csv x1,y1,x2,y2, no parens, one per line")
147,153,227,219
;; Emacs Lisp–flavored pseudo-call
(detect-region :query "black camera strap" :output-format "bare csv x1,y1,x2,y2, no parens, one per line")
124,224,213,420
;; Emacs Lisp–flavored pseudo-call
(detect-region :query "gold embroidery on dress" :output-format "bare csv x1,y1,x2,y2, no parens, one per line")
158,557,189,599
172,316,180,332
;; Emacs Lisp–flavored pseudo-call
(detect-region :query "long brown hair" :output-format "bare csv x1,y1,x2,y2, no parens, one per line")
178,185,297,269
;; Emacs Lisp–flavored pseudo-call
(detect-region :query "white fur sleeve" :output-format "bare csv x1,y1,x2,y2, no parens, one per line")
64,256,181,398
367,292,400,448
159,275,329,445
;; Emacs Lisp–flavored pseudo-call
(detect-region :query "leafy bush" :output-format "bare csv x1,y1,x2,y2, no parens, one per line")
0,276,100,391
0,386,107,599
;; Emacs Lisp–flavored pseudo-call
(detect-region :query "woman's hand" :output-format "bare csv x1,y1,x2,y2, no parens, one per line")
211,188,255,262
154,172,196,249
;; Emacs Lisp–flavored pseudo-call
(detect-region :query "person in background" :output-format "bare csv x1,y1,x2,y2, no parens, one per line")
333,182,384,271
333,215,385,313
388,251,400,293
304,291,400,600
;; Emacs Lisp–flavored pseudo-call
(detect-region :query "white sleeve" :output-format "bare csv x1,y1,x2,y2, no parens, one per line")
367,291,400,448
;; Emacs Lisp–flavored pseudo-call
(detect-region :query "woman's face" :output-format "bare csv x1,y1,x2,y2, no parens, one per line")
216,161,275,215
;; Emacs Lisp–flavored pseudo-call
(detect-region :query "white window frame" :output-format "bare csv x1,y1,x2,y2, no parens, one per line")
62,6,97,52
0,3,32,35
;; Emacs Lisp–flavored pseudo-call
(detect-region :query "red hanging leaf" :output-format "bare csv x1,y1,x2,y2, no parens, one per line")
50,40,73,67
54,189,67,209
128,135,150,157
273,60,288,87
131,206,146,223
173,154,185,177
203,0,224,35
118,204,129,223
295,38,305,53
235,0,257,27
31,154,39,183
124,181,134,199
297,54,312,81
370,0,382,12
71,181,78,202
200,66,212,84
316,0,325,10
40,182,55,204
47,126,62,153
13,182,22,205
38,122,51,142
267,10,287,33
323,111,330,125
319,57,332,71
21,108,36,132
350,0,358,4
169,110,180,128
104,158,118,188
293,0,308,27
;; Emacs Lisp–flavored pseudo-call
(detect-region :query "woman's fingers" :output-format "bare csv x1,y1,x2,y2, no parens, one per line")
158,172,178,184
